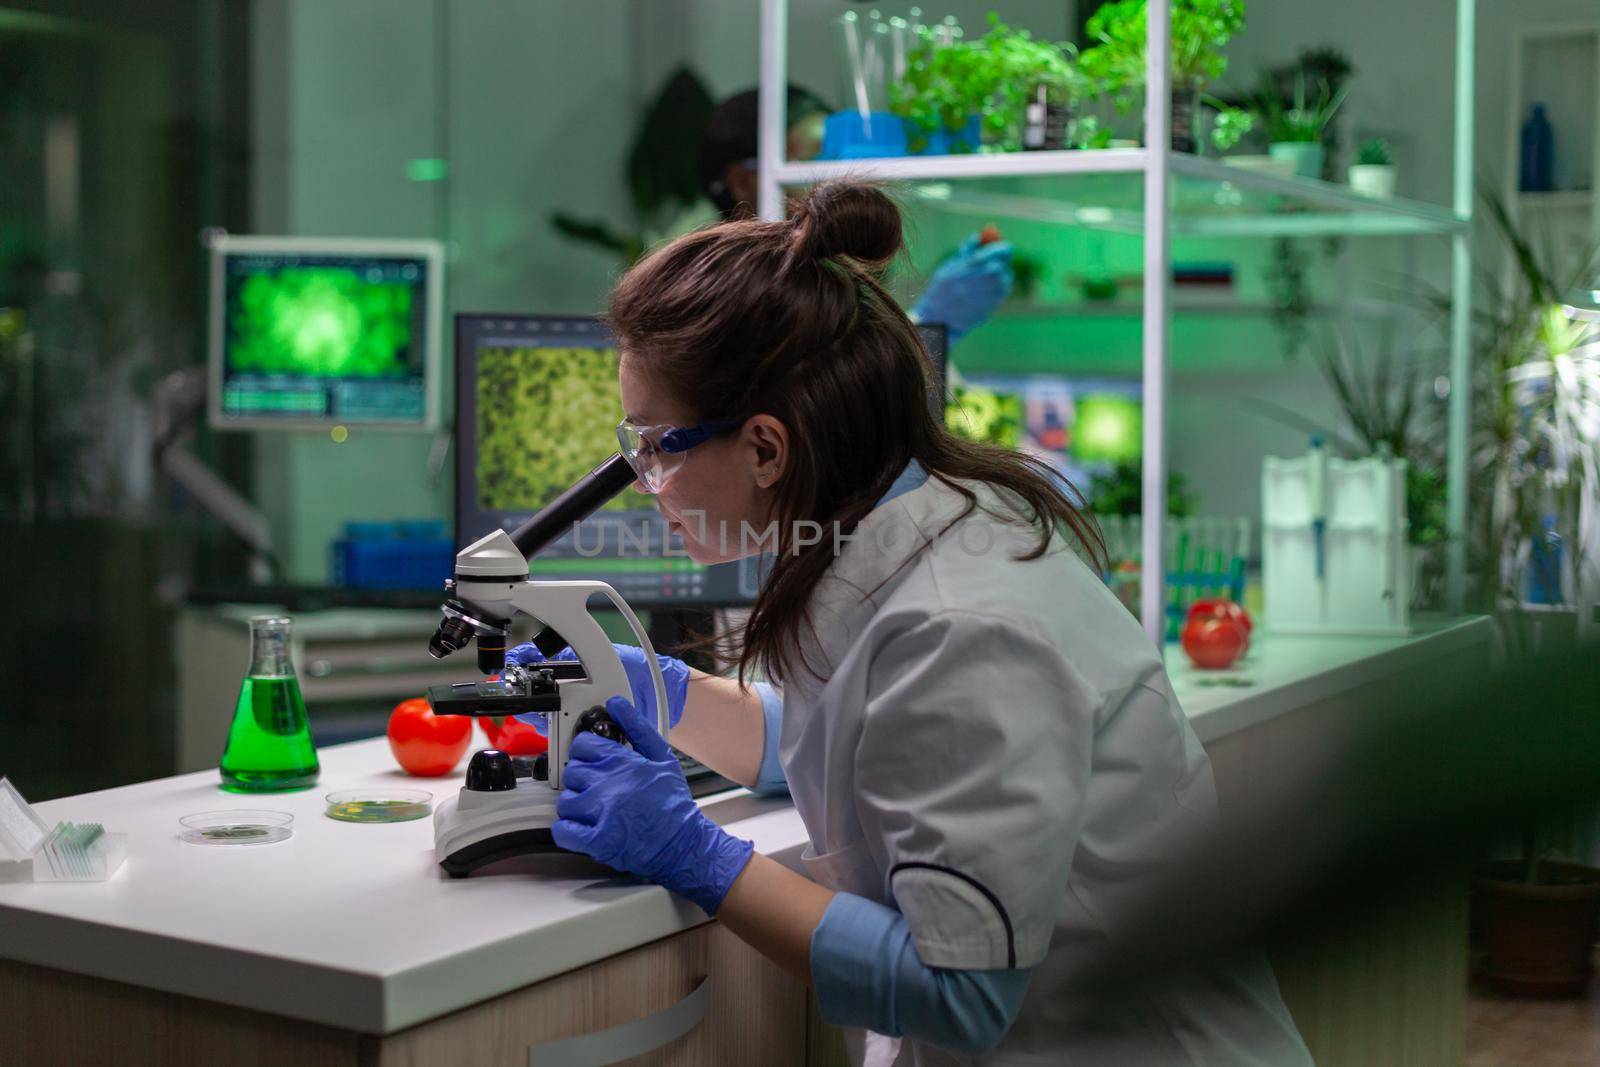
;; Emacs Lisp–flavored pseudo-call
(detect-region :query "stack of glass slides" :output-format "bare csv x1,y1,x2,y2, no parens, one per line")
0,776,128,882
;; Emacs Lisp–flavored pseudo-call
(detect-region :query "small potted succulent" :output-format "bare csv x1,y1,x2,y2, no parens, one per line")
1078,0,1248,154
1348,137,1397,198
1253,70,1347,179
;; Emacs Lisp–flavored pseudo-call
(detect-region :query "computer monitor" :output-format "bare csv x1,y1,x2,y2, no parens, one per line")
454,313,948,607
946,373,1141,492
208,235,443,429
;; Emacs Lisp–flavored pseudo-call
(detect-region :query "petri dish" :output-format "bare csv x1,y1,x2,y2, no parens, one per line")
179,809,294,846
324,789,433,824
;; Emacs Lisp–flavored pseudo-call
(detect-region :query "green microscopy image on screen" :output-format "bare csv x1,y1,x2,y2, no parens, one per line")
476,346,650,513
228,267,415,377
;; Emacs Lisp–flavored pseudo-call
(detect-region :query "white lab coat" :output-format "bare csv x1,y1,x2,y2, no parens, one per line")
779,475,1313,1066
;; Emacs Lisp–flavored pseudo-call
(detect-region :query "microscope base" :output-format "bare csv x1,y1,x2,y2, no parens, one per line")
439,828,563,878
434,784,569,877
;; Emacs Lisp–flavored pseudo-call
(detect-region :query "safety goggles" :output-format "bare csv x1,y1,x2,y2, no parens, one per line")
615,417,744,494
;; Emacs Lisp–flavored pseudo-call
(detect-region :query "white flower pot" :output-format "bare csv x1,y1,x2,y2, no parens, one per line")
1348,164,1397,198
1269,141,1325,180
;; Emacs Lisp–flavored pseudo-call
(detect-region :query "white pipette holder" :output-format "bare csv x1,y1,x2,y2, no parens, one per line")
1262,448,1412,635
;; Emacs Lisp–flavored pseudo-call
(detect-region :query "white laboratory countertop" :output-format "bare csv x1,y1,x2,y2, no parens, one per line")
1168,613,1492,743
0,613,1489,1035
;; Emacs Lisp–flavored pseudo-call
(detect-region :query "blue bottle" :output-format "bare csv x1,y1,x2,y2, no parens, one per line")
1525,516,1564,605
1520,104,1554,192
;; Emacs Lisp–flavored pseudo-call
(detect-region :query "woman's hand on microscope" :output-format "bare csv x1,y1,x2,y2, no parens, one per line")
553,695,754,915
506,642,691,731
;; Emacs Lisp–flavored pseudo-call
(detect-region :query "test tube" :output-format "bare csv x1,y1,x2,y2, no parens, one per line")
838,12,872,122
1230,516,1252,601
865,20,891,113
888,16,910,84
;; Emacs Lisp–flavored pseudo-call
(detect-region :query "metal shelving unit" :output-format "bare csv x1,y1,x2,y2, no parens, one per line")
758,0,1476,647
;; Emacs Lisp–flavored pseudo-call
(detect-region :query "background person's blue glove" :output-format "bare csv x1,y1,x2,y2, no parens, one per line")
507,642,690,732
910,234,1014,344
554,695,755,915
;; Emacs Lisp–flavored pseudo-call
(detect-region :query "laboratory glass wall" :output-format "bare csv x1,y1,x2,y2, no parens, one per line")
0,0,1075,798
1,2,253,797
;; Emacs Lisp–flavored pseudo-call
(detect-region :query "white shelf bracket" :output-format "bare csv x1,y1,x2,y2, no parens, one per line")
1446,0,1476,614
757,0,787,222
1140,0,1172,651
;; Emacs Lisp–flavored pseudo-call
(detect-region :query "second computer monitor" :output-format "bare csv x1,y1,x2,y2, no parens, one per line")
455,313,947,608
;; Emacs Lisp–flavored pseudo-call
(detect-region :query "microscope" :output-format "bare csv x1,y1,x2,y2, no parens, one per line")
424,453,669,877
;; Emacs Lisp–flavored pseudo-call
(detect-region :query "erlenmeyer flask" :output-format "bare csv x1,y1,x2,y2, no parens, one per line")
219,616,319,792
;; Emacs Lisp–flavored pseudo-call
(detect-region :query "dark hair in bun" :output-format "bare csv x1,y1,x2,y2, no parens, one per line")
787,180,903,268
609,179,1106,685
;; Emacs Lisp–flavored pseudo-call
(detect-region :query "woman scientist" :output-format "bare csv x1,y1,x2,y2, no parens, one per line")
508,181,1313,1064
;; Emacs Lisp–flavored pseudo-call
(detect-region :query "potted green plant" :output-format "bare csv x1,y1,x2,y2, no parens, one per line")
1087,458,1199,519
1253,69,1347,179
890,15,1085,154
1476,839,1600,996
1396,194,1600,993
1078,0,1248,153
1348,137,1396,198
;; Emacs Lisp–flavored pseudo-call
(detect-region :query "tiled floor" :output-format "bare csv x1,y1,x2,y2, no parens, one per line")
1465,958,1600,1067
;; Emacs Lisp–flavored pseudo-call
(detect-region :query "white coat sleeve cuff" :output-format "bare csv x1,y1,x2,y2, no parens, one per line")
751,682,789,797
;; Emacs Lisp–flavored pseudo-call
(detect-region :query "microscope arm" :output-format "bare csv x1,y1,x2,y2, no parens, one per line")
152,367,275,578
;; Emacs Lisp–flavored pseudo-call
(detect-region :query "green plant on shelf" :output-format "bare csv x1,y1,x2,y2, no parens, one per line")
1086,459,1198,518
890,14,1086,153
1265,236,1312,358
1208,105,1254,152
1401,187,1600,623
1079,0,1246,96
1355,137,1392,166
1252,69,1347,143
1073,113,1114,150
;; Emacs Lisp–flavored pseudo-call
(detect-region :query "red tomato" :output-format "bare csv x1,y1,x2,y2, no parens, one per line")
480,716,548,756
1180,616,1247,670
1186,598,1253,655
387,698,472,776
978,223,1003,246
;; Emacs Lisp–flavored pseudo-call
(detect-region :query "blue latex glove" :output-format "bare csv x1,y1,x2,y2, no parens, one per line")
555,695,755,915
507,642,690,732
910,234,1014,344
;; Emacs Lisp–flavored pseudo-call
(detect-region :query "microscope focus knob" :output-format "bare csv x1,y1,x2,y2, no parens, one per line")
574,706,628,746
464,749,518,792
511,754,549,782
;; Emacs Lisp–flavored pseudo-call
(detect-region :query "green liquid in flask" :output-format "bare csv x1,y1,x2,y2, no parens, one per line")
220,675,319,792
220,616,319,792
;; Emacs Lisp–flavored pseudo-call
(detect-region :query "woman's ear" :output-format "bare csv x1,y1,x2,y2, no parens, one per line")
742,415,789,489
